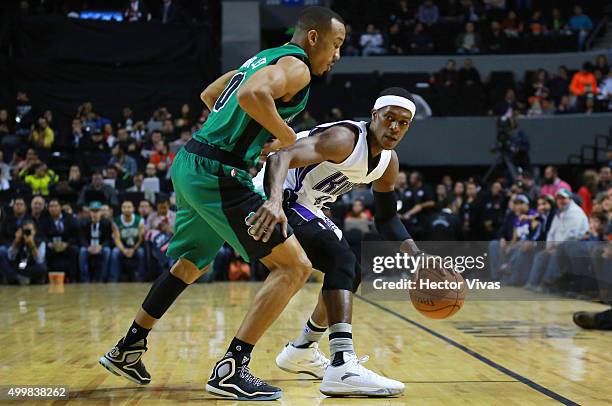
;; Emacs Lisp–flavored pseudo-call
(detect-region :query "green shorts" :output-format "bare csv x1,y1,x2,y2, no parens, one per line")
166,145,290,269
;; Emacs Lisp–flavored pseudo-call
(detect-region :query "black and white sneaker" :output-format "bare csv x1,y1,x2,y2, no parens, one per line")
99,338,151,385
206,357,282,400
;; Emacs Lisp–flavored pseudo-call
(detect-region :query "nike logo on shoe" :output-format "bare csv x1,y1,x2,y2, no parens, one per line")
341,372,360,380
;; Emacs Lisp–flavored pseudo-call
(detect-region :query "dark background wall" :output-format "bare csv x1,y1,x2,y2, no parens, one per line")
1,15,220,133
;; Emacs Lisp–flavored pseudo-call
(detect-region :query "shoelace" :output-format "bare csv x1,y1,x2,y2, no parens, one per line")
239,365,265,387
350,355,381,378
311,343,330,367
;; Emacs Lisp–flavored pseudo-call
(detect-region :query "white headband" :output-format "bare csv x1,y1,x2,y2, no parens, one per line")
373,95,416,119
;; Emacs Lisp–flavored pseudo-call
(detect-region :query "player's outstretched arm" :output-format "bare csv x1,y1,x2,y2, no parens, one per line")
371,151,421,256
237,56,310,149
247,126,356,242
200,70,237,111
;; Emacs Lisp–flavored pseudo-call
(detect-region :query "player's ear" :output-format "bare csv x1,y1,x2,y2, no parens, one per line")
308,29,318,46
371,108,377,121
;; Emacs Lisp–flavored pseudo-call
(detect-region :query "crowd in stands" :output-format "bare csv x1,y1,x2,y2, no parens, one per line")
1,82,610,300
304,52,612,119
332,0,603,54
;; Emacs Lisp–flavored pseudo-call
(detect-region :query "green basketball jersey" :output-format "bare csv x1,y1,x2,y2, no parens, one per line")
114,214,142,248
193,43,311,168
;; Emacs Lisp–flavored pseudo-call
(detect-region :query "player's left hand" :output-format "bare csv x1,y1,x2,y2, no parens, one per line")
247,198,287,242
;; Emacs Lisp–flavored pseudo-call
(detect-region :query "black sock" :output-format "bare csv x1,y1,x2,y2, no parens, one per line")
123,320,151,347
225,337,254,365
332,352,345,367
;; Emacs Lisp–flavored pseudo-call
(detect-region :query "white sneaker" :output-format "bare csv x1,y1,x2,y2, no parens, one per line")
275,342,330,379
320,352,405,397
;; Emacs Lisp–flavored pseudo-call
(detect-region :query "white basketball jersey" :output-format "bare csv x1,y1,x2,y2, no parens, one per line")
253,120,392,229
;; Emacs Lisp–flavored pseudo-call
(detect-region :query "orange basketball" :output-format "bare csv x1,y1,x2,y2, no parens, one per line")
409,266,466,319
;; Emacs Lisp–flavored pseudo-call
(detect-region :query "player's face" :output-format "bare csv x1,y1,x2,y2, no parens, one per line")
371,106,412,150
308,19,345,76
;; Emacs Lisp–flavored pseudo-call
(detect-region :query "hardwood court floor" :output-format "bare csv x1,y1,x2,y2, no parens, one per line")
0,282,610,405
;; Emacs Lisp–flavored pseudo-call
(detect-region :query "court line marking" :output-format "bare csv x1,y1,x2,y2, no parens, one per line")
356,295,580,406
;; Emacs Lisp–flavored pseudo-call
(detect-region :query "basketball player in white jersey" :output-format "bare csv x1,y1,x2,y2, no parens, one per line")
250,87,426,396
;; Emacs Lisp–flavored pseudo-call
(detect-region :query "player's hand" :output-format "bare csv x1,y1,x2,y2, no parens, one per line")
246,198,287,242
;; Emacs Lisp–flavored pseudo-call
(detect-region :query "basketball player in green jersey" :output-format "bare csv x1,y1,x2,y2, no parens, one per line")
99,7,346,401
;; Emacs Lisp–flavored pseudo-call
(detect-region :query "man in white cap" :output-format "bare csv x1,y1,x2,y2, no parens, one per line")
251,87,437,396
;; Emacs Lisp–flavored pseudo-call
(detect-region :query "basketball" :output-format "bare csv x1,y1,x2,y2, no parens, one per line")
409,264,466,319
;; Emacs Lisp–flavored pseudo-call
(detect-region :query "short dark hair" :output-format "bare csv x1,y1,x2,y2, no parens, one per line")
378,87,414,103
295,6,344,35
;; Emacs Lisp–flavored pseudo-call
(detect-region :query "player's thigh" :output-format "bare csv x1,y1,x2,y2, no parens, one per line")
166,204,225,270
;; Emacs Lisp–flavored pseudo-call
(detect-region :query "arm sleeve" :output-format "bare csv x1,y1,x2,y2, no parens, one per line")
373,190,412,241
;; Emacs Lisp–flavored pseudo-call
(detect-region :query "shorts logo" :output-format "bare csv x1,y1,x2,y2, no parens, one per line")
231,168,237,177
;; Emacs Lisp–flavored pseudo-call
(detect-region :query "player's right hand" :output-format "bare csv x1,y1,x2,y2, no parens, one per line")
246,198,288,242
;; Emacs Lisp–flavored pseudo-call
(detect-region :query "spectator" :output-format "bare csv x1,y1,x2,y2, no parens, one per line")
395,170,409,202
2,220,46,285
427,198,462,240
346,199,372,220
43,198,79,282
527,10,546,37
408,23,434,53
568,5,592,49
0,109,19,153
0,150,11,190
15,91,36,136
399,171,435,240
104,165,128,191
457,0,481,23
458,58,481,86
24,162,58,197
16,148,42,178
595,54,609,76
147,196,176,231
158,0,184,24
502,10,523,38
30,195,50,238
141,130,163,161
577,169,598,217
29,117,55,149
79,201,112,282
109,143,138,178
54,165,86,203
582,211,608,241
539,97,556,115
69,118,88,150
161,119,175,140
555,94,575,114
490,88,519,117
548,66,570,103
459,180,482,239
530,195,556,241
597,166,611,195
387,23,406,55
548,8,568,36
481,181,507,239
438,59,458,87
138,199,153,229
295,111,318,132
456,22,481,54
77,171,119,207
508,118,530,169
81,129,110,172
570,63,598,98
123,0,150,22
530,69,549,99
360,24,386,56
174,103,192,131
482,22,505,53
450,181,466,214
540,166,572,197
529,188,589,290
417,0,440,27
110,200,145,282
1,197,30,254
340,24,360,57
126,173,145,193
435,183,448,207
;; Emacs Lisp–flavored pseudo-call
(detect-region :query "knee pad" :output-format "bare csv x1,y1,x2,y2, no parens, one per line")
316,233,357,291
142,271,189,319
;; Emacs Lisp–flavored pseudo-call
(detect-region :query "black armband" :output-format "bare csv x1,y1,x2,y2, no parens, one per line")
373,190,412,241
